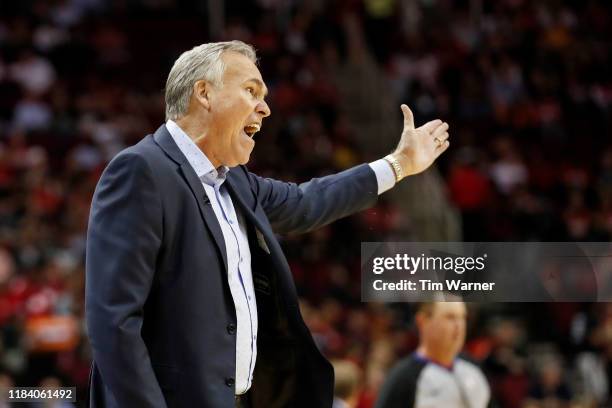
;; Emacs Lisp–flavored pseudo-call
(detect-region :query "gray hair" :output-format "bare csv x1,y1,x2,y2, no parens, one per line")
164,41,257,121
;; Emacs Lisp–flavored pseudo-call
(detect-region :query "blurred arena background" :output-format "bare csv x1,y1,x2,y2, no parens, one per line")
0,0,611,407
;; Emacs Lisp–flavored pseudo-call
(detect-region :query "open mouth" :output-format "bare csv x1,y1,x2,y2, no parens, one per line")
243,123,261,138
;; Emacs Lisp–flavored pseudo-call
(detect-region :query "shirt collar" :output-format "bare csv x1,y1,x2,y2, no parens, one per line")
165,120,228,186
414,351,455,371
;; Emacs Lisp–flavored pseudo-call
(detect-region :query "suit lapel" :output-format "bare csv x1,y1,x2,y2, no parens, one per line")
225,172,301,310
179,166,228,274
224,173,269,243
153,125,228,275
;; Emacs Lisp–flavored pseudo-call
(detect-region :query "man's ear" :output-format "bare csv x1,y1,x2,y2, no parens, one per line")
192,79,212,110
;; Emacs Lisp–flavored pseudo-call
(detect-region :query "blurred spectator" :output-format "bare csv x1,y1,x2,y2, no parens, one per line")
0,371,14,408
27,375,75,407
489,137,528,196
483,318,529,408
332,359,362,408
525,354,572,408
8,50,55,96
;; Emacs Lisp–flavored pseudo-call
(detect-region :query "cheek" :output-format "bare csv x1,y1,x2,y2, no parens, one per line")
212,95,255,151
428,322,447,338
215,104,236,128
440,323,457,338
215,97,249,124
226,94,254,115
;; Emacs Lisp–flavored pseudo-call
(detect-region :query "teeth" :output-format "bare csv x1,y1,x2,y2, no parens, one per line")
244,123,261,138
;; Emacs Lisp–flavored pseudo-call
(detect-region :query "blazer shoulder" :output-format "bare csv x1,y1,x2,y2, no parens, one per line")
126,134,162,159
98,135,165,185
107,135,162,167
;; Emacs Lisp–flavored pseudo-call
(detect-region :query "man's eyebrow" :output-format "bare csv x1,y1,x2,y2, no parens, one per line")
246,78,269,96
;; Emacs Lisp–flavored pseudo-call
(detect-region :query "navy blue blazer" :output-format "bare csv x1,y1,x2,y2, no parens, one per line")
85,124,379,407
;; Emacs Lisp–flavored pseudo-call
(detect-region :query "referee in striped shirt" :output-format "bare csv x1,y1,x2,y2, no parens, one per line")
375,301,491,408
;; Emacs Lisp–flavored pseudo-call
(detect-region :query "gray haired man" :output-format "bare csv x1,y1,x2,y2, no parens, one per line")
85,40,450,408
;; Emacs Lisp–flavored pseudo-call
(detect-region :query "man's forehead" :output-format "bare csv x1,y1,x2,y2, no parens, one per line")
222,52,264,82
432,302,466,315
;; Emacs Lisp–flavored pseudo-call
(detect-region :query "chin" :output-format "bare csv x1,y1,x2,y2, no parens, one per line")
229,158,248,168
238,154,252,166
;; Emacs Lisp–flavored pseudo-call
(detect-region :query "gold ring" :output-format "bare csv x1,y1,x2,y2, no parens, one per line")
434,137,442,146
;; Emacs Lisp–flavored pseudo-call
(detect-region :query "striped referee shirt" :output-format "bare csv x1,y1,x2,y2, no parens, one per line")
375,353,491,408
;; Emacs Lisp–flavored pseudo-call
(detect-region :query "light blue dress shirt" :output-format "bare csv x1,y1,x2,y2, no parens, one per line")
165,120,395,394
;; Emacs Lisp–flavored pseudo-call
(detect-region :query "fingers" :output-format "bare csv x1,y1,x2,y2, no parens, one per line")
401,109,450,157
431,121,449,149
401,104,415,130
421,119,443,134
434,131,449,144
435,140,450,157
432,122,449,138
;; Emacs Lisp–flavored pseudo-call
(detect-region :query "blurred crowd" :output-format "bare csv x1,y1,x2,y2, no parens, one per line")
0,0,611,407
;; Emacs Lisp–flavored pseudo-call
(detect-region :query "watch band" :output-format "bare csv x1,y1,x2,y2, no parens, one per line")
384,154,404,183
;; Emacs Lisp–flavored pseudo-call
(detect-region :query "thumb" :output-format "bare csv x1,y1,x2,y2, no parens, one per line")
401,104,415,130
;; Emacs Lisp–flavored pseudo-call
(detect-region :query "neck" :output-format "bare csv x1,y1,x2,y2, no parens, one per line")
416,345,455,368
174,116,221,168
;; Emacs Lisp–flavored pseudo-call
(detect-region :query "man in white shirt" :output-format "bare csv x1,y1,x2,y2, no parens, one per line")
85,40,450,408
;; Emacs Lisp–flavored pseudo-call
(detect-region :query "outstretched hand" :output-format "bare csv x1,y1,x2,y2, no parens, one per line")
391,104,450,177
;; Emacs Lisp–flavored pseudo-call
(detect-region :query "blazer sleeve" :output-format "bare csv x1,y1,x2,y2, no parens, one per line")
246,163,379,235
85,152,167,408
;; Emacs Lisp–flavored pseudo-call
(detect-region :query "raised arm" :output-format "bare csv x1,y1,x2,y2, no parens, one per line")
247,163,378,235
247,104,450,235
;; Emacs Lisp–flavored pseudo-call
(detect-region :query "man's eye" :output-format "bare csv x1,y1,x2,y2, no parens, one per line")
246,87,255,95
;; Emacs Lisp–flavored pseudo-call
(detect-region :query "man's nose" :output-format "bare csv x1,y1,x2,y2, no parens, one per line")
257,100,271,118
